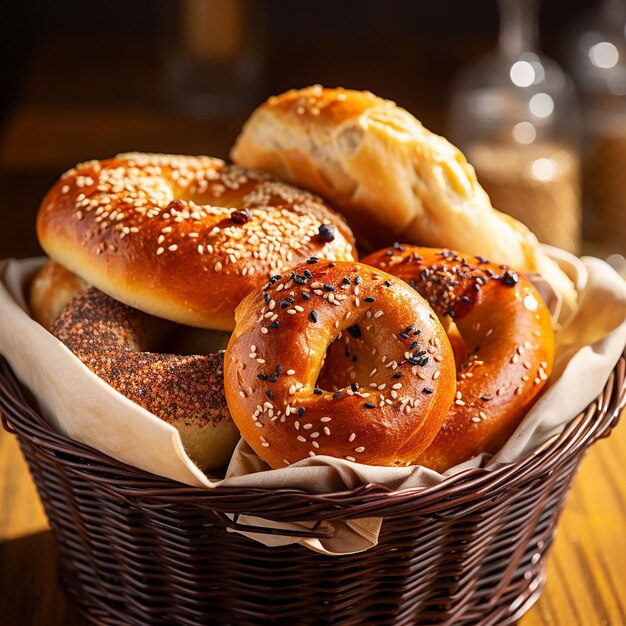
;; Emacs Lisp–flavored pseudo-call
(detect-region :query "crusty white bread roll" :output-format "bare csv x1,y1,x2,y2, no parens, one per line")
231,86,577,318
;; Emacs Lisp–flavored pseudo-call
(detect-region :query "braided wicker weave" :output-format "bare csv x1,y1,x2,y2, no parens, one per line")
1,354,624,626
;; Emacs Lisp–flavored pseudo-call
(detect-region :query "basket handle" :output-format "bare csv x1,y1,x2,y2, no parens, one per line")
211,510,335,540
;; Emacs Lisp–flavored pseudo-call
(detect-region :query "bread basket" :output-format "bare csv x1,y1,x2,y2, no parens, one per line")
1,350,624,626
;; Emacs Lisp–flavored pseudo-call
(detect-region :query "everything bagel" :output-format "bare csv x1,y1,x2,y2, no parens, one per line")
361,245,555,471
223,260,456,468
37,153,356,330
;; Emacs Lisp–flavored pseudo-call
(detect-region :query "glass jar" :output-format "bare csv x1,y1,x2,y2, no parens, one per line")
449,0,582,254
565,0,626,257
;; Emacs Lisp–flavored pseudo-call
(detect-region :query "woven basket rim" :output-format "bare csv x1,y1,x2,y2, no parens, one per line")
1,352,624,525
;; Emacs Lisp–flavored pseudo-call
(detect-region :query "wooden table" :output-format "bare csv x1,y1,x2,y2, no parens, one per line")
1,408,624,626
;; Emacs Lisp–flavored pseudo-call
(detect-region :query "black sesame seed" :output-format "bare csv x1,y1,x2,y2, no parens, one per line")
422,388,434,394
384,280,391,287
400,332,410,340
318,223,337,242
476,256,490,264
323,284,335,291
449,310,456,319
354,276,362,285
480,396,492,402
328,263,336,268
268,376,278,383
264,293,270,304
309,311,318,323
313,388,323,395
352,355,357,362
266,390,274,399
342,277,351,285
351,382,359,392
386,249,394,256
293,274,308,285
461,296,471,303
392,372,404,379
304,269,313,279
230,208,252,224
298,407,306,416
306,257,318,264
275,365,282,376
333,390,342,399
405,325,414,332
413,329,421,335
410,341,418,349
364,296,375,303
279,297,294,309
413,350,427,357
393,241,405,251
347,324,362,339
419,357,429,366
269,321,279,328
302,292,311,300
501,270,519,286
364,402,376,409
499,264,508,270
257,373,268,381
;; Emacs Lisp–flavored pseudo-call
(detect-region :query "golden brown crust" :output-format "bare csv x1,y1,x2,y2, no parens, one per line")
52,287,240,470
37,153,357,330
223,260,456,469
29,260,87,330
362,246,555,472
232,86,577,316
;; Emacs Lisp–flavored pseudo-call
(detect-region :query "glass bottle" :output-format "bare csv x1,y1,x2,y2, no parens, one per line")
449,0,582,254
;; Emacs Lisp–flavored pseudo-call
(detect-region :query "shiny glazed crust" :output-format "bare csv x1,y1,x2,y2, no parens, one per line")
362,246,555,472
51,287,240,470
223,260,456,469
37,153,357,330
231,86,577,317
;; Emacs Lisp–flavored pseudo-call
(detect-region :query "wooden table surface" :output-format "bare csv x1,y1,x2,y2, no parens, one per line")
0,407,624,626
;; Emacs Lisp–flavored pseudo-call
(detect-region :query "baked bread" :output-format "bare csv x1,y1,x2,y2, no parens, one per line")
223,259,456,468
36,153,357,331
231,86,577,318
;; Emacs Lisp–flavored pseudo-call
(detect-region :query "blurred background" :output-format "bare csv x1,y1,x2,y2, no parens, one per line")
0,0,624,267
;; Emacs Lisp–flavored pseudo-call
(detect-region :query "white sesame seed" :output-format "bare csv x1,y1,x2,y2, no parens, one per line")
354,446,365,453
286,369,295,376
297,436,306,443
345,456,356,462
320,417,331,422
168,244,178,252
349,433,356,442
156,247,164,255
214,261,223,272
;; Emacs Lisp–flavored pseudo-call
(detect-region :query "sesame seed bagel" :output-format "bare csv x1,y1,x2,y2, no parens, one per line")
361,245,555,472
223,260,456,469
51,285,239,470
36,153,357,331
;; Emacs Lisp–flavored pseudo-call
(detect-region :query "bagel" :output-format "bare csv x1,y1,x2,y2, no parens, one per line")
36,153,357,331
51,284,239,470
231,86,577,317
360,245,555,471
223,259,456,468
29,260,87,330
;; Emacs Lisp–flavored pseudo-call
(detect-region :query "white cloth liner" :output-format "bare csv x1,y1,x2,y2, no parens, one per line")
0,250,624,555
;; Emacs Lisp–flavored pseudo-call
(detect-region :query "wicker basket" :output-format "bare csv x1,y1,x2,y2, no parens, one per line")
1,354,624,626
